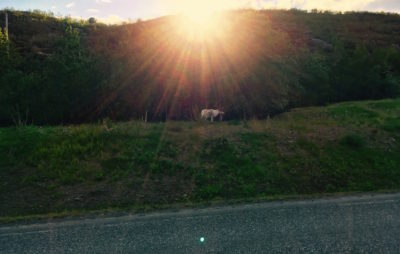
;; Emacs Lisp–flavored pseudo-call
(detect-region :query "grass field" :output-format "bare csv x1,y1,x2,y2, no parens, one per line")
1,99,400,220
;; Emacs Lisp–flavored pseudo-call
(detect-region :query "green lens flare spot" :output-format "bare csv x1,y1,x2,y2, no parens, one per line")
200,237,205,243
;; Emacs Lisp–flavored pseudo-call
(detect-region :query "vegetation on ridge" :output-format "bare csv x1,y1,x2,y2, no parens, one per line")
0,9,400,125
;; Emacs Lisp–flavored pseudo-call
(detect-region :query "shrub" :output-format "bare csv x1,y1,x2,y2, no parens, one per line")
340,133,365,148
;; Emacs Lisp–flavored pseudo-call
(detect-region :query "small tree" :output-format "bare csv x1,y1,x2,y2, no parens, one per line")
0,27,9,63
88,17,97,24
41,25,103,123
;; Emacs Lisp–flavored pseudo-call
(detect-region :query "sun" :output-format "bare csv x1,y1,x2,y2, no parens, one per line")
172,1,227,41
175,14,223,41
166,0,232,41
180,2,217,24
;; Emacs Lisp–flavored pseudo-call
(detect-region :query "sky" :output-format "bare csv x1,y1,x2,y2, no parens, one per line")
0,0,399,24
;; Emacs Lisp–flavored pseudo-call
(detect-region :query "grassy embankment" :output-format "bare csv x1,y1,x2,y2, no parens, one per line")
1,99,400,221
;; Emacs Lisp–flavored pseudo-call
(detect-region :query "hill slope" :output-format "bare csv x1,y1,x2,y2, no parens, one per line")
1,98,399,218
0,10,400,125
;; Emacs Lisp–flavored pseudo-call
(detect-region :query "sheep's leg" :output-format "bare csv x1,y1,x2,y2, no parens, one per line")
211,116,214,122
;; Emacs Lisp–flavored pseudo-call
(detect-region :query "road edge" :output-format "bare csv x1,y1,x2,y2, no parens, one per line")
1,189,400,226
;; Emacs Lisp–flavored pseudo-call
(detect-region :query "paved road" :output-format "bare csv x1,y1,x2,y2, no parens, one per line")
1,193,400,253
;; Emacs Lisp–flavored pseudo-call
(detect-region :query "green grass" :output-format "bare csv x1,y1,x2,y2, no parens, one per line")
1,98,400,219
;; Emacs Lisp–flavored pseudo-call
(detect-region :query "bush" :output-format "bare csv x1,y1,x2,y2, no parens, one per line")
340,133,365,148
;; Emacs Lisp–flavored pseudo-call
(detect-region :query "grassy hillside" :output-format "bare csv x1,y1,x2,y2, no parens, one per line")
1,98,399,219
1,9,400,125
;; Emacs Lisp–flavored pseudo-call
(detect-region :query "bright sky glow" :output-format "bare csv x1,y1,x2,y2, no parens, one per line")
0,0,399,24
173,0,223,24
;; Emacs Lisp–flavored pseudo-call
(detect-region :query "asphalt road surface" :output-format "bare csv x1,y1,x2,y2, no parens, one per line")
1,193,400,253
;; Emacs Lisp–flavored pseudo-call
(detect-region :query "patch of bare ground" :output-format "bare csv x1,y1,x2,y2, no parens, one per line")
54,173,194,211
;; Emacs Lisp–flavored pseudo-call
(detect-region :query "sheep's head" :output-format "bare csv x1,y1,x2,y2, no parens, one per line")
219,111,225,120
